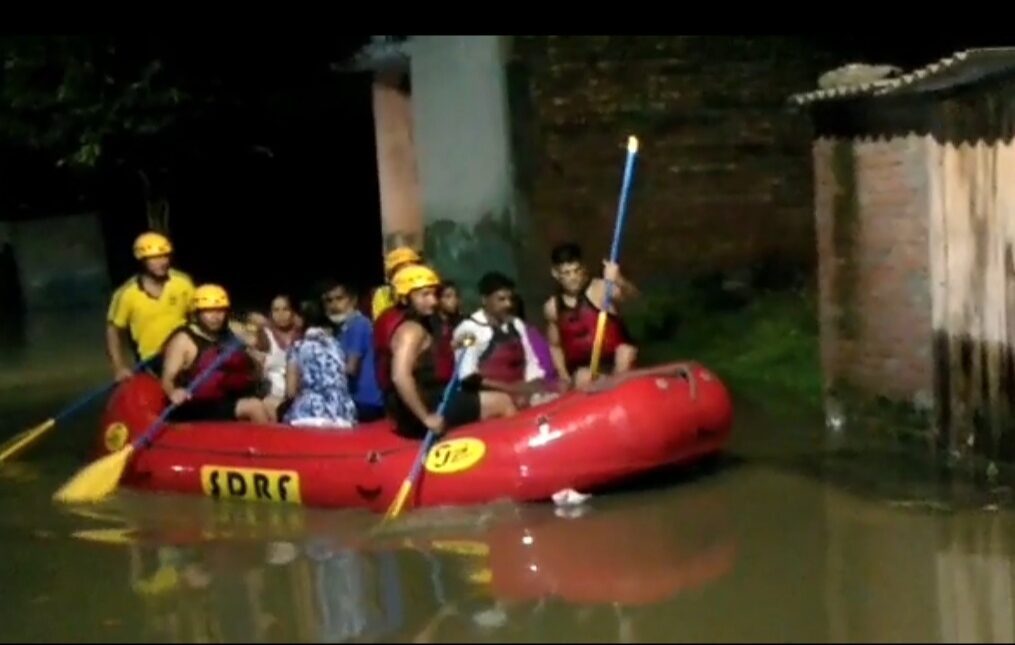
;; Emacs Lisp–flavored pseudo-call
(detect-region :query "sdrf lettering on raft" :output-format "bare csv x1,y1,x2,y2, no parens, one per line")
199,466,302,505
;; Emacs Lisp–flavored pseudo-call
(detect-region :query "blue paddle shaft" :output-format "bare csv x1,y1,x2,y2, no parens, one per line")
53,356,155,424
405,344,472,484
601,141,640,313
136,339,245,449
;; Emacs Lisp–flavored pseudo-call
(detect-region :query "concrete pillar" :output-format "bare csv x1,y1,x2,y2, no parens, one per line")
372,70,424,254
408,35,520,306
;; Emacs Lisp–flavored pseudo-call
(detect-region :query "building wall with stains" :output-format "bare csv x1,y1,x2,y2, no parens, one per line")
806,73,1015,462
926,135,1015,460
507,36,829,293
813,135,933,405
377,36,837,312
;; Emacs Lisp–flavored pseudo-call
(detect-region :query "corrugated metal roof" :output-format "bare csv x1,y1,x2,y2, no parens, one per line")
333,36,411,73
789,48,1015,106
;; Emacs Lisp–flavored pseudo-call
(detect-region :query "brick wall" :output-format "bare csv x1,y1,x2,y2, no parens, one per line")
509,36,831,288
814,136,933,403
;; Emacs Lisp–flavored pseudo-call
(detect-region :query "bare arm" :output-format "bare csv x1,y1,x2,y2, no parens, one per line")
161,333,194,399
391,323,432,423
592,268,640,306
285,358,301,399
612,271,640,300
544,298,571,383
106,323,132,378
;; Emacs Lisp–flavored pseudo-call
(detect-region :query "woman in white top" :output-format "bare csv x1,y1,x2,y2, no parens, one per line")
252,294,301,400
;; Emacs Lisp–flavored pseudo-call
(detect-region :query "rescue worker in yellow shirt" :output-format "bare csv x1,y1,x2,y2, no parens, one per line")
105,232,195,380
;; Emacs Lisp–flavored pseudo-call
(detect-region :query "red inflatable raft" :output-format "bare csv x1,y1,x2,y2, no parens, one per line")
95,362,732,512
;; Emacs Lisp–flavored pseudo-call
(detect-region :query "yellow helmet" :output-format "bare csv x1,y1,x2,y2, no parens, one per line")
133,232,173,260
392,265,441,298
384,247,422,275
190,284,231,311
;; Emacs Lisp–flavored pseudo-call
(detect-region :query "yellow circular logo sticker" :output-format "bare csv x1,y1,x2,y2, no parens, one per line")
425,438,486,474
104,422,130,452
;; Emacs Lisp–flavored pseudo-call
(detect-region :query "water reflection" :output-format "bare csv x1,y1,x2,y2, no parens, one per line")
395,493,736,607
934,513,1015,643
67,484,737,643
823,485,1015,644
10,365,1015,642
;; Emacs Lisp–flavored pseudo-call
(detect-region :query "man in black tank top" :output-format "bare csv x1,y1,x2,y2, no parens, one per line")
386,266,485,439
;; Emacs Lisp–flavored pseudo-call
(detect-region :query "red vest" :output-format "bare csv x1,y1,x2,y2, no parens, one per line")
432,315,460,385
374,309,455,391
476,320,526,385
373,307,405,392
556,292,626,371
176,326,258,402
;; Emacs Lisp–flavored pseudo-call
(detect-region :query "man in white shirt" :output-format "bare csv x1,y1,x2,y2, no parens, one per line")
453,272,555,408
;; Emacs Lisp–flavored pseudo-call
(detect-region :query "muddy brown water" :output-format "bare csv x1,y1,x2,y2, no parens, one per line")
2,312,1014,643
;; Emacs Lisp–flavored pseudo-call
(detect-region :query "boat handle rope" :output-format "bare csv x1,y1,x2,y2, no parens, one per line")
577,362,699,402
672,364,699,402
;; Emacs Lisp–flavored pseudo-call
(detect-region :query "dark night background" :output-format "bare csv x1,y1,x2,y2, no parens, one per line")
0,35,380,311
2,35,1013,314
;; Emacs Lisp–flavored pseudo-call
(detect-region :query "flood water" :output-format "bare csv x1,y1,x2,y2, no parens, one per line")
2,311,1015,642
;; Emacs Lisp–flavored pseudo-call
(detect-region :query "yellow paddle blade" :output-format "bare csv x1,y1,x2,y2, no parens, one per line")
383,479,413,522
431,539,490,558
467,567,493,585
132,564,181,596
71,527,138,546
64,507,127,524
52,445,135,504
0,418,56,464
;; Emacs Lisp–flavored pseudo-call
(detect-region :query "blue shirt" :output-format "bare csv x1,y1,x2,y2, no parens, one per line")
338,312,384,408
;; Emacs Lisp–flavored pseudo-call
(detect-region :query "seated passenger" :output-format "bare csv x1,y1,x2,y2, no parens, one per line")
253,294,300,401
431,281,463,385
282,302,358,429
512,294,559,385
437,280,463,330
161,284,273,423
320,280,386,423
382,265,515,439
543,242,639,387
375,279,458,391
244,310,270,331
453,272,555,410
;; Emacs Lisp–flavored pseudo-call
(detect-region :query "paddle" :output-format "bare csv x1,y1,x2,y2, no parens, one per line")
382,336,476,522
0,357,156,466
52,337,245,504
589,135,640,381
